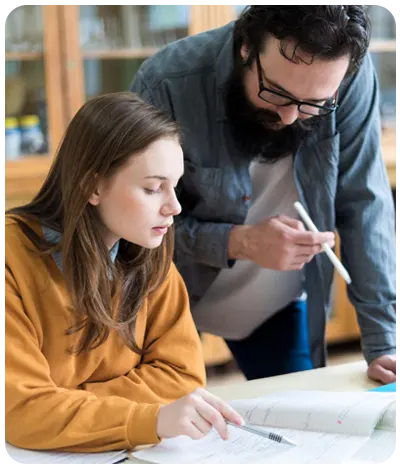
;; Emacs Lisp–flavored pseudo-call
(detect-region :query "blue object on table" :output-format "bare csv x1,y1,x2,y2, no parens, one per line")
369,382,396,392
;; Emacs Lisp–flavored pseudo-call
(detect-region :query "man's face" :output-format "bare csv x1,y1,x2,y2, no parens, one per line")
242,37,350,128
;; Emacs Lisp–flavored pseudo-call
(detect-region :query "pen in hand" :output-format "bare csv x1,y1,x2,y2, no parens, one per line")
225,420,297,446
293,201,352,285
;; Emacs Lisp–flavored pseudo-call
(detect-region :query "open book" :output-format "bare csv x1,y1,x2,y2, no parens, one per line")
130,390,396,464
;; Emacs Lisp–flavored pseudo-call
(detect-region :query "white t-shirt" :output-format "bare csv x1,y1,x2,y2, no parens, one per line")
192,156,304,340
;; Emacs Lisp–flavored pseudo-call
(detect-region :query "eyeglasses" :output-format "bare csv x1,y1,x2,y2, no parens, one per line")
256,55,339,117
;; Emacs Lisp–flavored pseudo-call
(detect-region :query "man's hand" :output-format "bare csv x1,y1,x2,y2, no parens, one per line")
367,355,396,384
228,215,335,270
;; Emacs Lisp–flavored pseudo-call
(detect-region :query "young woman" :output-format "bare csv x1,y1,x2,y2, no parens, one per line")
5,92,243,453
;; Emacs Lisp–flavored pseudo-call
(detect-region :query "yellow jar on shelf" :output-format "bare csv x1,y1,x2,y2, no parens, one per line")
20,114,44,155
20,114,40,127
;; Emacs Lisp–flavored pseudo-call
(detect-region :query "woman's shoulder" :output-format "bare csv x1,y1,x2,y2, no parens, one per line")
148,261,186,301
5,214,43,259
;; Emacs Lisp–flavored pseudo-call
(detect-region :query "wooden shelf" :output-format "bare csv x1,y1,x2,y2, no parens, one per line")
369,39,396,52
5,51,44,61
5,156,53,198
79,41,396,60
82,47,159,60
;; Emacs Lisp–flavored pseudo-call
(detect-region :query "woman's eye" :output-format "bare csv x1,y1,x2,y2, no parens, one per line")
144,188,161,195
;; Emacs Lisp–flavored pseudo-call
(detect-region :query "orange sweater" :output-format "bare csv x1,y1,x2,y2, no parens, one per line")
5,216,206,452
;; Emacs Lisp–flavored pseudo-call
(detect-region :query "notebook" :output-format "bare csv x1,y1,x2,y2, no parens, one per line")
130,389,396,464
369,382,396,392
5,442,127,464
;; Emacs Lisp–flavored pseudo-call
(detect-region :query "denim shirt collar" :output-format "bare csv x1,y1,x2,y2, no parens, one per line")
42,225,119,273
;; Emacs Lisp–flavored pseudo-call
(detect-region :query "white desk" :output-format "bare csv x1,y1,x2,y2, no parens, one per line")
125,361,381,464
208,360,377,401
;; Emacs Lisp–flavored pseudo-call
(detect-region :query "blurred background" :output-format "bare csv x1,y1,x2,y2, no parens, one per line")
5,5,396,385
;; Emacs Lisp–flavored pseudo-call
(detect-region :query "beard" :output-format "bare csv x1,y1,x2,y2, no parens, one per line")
224,60,322,163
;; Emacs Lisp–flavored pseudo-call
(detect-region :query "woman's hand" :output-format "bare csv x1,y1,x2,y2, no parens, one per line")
156,388,245,441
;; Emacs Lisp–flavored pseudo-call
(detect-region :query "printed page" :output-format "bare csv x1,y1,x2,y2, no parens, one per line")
131,424,368,464
229,390,395,436
5,441,127,464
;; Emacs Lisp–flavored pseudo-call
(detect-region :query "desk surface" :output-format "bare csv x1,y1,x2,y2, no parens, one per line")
125,361,379,464
207,360,377,401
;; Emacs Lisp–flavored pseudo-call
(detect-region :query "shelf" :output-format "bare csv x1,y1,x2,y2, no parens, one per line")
5,156,53,198
82,47,159,60
369,40,396,52
5,51,44,61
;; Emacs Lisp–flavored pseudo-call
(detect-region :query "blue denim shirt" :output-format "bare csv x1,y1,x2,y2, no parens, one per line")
131,23,396,367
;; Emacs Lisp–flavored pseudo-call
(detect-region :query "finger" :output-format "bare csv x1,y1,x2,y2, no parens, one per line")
326,237,335,249
380,355,396,371
196,389,245,425
190,414,213,437
368,364,396,384
276,215,306,231
288,262,305,271
294,254,314,264
292,230,335,246
294,246,321,258
186,420,208,440
194,398,229,440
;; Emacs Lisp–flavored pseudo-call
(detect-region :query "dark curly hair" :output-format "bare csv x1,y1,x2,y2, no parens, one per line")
234,6,371,75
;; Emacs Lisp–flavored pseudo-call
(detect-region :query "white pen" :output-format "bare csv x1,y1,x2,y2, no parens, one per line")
225,420,297,446
293,201,352,285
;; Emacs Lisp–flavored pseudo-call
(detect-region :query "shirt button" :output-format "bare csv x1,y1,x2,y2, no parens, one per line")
243,194,251,202
192,295,200,302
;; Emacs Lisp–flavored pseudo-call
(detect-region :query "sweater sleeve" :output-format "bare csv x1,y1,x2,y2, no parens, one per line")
81,263,206,401
5,266,161,453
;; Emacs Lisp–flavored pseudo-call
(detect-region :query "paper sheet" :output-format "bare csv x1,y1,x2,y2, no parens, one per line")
131,390,396,464
345,430,396,464
5,442,127,464
131,425,368,464
229,390,395,436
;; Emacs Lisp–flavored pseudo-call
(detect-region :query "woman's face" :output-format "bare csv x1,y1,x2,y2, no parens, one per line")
89,137,183,249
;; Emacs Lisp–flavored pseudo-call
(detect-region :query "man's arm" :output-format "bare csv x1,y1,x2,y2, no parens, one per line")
335,54,396,375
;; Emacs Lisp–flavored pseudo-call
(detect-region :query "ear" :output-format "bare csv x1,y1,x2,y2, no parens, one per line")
88,186,102,206
240,44,250,62
87,177,105,207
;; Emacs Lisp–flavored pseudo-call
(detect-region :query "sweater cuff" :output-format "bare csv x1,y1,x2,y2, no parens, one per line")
126,403,162,448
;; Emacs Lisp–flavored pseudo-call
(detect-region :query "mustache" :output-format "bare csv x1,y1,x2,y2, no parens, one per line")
233,91,281,126
235,93,316,131
223,60,320,162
